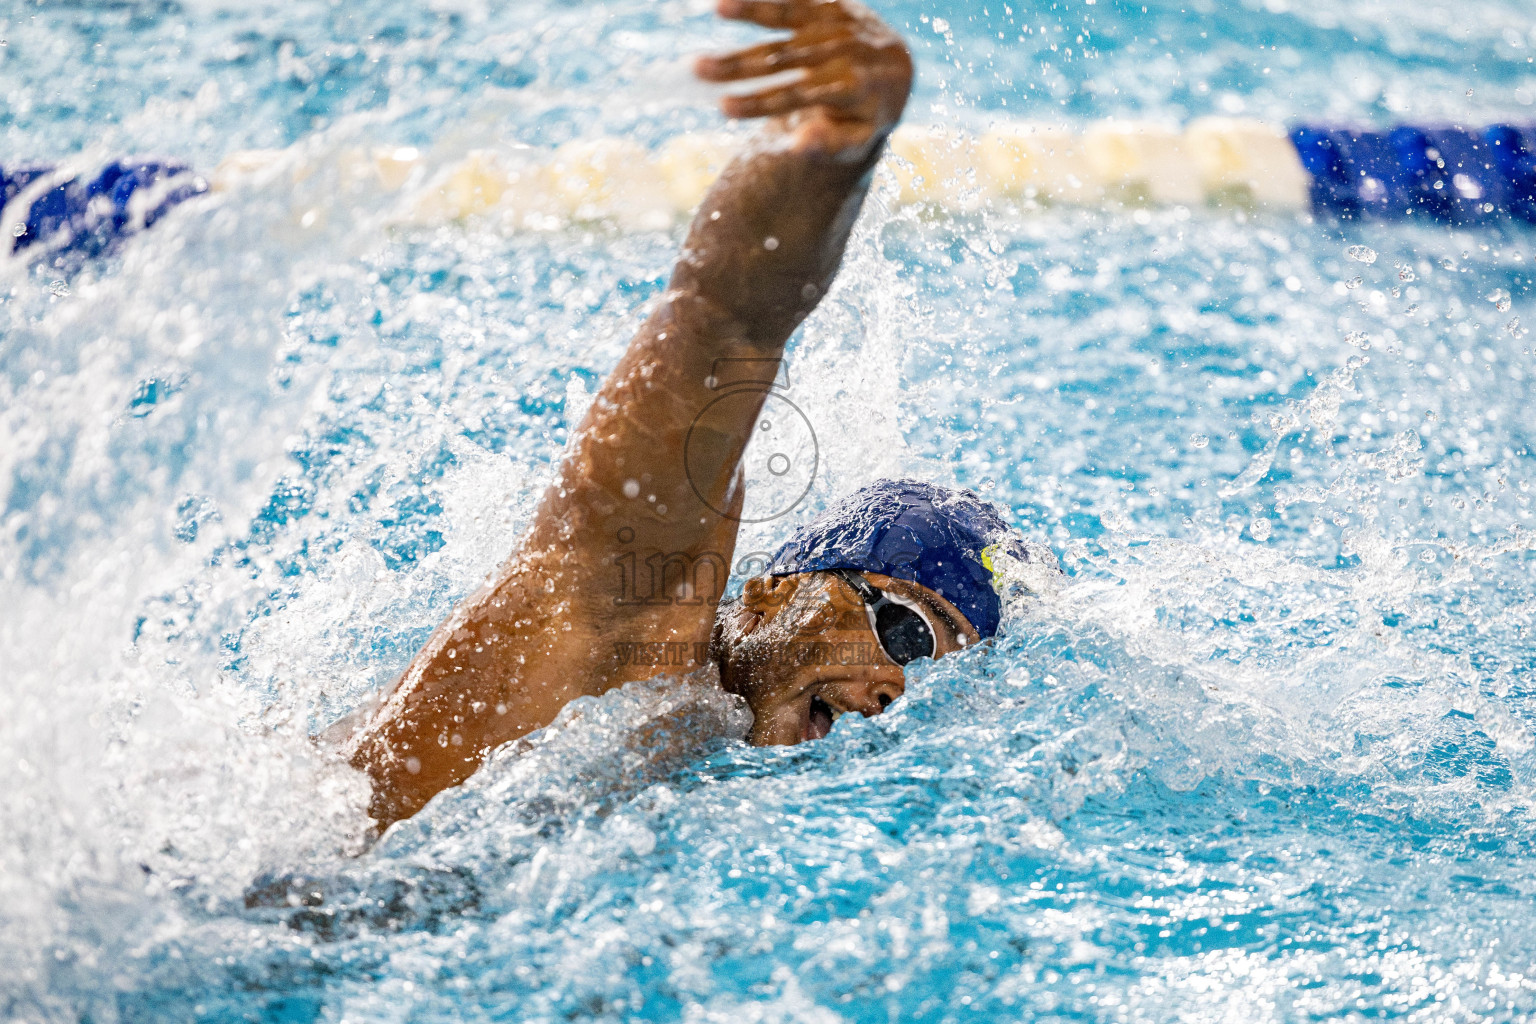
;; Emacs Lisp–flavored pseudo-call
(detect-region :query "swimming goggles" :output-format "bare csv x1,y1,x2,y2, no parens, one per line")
827,568,936,666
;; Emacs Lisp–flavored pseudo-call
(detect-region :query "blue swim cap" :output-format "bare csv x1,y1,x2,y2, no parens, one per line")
767,479,1038,639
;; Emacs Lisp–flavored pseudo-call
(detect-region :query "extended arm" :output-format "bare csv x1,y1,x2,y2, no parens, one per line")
350,0,912,826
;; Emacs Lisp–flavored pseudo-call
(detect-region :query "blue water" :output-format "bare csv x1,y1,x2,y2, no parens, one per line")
5,0,1536,1021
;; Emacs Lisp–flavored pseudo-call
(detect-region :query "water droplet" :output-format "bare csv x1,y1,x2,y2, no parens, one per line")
1345,331,1372,350
932,17,950,33
1347,245,1377,264
1508,317,1522,335
1345,277,1362,289
623,478,640,498
1189,433,1210,449
1249,517,1272,542
1398,266,1416,282
763,236,779,251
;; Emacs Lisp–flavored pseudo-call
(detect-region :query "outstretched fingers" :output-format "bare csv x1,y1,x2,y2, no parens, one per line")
719,65,862,119
714,0,844,31
701,0,910,152
696,33,859,83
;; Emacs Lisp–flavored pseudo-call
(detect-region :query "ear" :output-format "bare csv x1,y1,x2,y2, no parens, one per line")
741,574,798,620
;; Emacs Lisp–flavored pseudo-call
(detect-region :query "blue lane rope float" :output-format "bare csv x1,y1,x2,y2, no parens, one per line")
8,121,1536,258
1289,124,1536,224
0,159,207,261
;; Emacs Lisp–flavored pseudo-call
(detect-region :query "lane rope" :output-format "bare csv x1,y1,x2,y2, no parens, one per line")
7,119,1536,257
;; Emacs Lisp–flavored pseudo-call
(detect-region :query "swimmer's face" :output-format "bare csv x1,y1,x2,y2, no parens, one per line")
713,570,981,745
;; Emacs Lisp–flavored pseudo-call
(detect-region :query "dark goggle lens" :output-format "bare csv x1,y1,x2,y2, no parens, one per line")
874,602,934,666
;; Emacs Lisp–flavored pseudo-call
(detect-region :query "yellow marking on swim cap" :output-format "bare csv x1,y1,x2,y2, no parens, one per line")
981,543,1004,589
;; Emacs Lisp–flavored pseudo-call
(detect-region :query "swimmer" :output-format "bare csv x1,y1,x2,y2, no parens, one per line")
351,0,1046,827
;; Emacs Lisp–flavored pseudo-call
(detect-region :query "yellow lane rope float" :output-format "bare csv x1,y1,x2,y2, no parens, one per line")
212,118,1314,232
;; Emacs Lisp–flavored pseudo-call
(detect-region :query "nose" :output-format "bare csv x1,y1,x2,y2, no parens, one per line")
842,676,905,717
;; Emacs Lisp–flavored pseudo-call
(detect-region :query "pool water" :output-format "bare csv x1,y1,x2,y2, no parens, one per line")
5,1,1536,1021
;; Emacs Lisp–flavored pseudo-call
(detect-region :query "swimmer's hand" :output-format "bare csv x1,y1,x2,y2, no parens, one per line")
696,0,913,160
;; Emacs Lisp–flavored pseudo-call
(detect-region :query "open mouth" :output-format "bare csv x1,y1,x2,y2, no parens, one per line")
806,695,840,741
